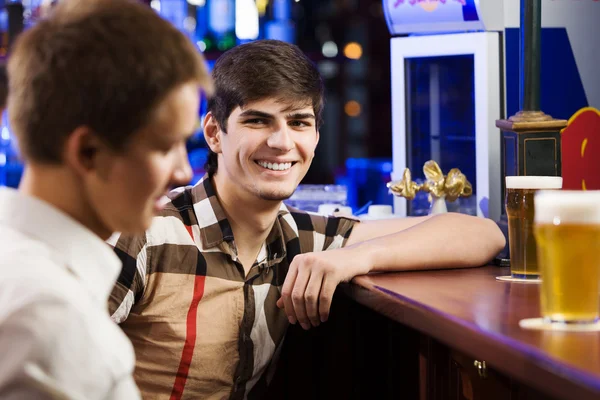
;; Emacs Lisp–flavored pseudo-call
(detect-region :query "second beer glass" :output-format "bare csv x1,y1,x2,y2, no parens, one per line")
505,176,563,280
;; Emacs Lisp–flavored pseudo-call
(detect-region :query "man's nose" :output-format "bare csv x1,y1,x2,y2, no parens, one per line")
267,126,294,152
171,144,193,185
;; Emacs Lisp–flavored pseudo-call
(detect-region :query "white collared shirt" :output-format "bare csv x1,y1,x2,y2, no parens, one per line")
0,187,140,400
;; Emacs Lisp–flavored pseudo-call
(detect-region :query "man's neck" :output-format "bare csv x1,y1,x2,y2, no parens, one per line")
211,175,281,271
19,165,111,240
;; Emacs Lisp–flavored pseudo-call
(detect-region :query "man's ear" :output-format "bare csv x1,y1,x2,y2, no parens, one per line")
62,126,110,178
315,130,320,150
203,112,223,154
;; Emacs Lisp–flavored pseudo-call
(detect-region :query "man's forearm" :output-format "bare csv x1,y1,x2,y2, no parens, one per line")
350,213,506,273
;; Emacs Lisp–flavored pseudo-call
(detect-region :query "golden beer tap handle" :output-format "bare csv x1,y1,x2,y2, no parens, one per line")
445,168,473,202
387,160,472,204
422,160,446,198
387,168,421,200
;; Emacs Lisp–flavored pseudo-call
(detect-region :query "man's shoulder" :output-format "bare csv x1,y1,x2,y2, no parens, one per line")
279,204,360,230
160,179,213,214
0,238,77,299
0,277,98,360
277,204,360,253
1,288,82,332
112,187,200,256
0,256,89,320
151,185,205,229
0,261,136,358
0,234,47,264
161,185,197,213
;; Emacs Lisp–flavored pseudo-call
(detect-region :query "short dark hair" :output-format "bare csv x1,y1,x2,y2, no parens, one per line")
205,39,323,176
7,0,211,164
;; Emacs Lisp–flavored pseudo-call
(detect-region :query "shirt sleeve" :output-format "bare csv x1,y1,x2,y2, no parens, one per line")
108,232,149,323
287,207,360,253
318,214,359,251
0,299,117,400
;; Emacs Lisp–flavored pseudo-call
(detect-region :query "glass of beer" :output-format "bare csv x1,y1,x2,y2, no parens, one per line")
534,190,600,324
505,176,563,280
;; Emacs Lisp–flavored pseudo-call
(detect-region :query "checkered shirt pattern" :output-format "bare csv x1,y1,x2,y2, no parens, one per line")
108,175,358,400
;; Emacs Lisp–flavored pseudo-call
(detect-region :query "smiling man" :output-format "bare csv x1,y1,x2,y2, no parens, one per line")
213,98,317,204
109,40,505,399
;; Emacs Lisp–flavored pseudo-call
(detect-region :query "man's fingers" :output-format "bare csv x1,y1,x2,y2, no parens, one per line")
318,275,337,323
281,265,298,324
290,267,311,330
280,254,343,329
304,270,324,327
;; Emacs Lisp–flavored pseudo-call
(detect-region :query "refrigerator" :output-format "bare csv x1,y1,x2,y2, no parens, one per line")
383,0,505,220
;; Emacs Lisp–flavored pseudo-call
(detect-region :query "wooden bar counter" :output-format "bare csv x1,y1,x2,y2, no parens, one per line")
267,265,600,400
349,265,600,400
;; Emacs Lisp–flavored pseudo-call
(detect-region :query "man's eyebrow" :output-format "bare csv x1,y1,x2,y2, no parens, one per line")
286,112,315,120
238,110,274,119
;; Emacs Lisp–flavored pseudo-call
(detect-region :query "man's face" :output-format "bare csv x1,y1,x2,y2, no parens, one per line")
87,82,200,235
212,97,319,203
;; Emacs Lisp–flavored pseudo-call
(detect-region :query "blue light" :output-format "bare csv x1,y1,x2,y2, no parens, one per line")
158,0,187,32
209,0,235,35
272,0,290,21
381,162,393,173
1,127,10,141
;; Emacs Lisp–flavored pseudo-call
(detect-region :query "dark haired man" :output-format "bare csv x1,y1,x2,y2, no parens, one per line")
0,0,211,398
110,39,505,399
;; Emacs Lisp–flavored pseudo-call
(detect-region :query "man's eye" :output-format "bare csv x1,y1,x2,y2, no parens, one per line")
245,118,266,124
289,120,310,127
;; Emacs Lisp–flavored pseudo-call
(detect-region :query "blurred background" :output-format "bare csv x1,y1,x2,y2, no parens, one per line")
0,0,396,213
0,0,598,218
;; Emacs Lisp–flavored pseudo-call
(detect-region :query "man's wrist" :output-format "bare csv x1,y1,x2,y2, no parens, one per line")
345,241,375,276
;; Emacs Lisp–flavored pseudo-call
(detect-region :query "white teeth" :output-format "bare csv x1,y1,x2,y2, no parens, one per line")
257,161,293,171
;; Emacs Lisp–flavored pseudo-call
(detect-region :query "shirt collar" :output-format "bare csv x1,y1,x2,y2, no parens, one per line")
264,204,289,266
189,175,287,264
189,175,234,249
0,187,122,304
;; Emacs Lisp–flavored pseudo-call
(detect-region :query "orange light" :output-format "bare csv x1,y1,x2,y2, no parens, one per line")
343,42,362,60
344,101,362,117
419,0,439,12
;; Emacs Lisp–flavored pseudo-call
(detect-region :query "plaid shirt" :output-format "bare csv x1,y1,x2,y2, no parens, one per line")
108,175,358,400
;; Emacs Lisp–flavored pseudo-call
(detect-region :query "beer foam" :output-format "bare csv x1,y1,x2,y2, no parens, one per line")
505,176,563,189
535,190,600,224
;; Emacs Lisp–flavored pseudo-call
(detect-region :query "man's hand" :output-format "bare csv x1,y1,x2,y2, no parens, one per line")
276,247,369,330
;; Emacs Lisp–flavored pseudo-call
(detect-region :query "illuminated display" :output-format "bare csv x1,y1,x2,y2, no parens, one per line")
382,0,505,35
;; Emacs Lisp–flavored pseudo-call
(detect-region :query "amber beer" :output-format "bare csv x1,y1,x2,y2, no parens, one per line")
505,176,562,279
534,191,600,323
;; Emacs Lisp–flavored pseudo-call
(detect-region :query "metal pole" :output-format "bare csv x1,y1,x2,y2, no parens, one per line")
520,0,542,111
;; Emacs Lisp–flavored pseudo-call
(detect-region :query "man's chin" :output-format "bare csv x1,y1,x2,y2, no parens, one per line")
257,189,295,202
